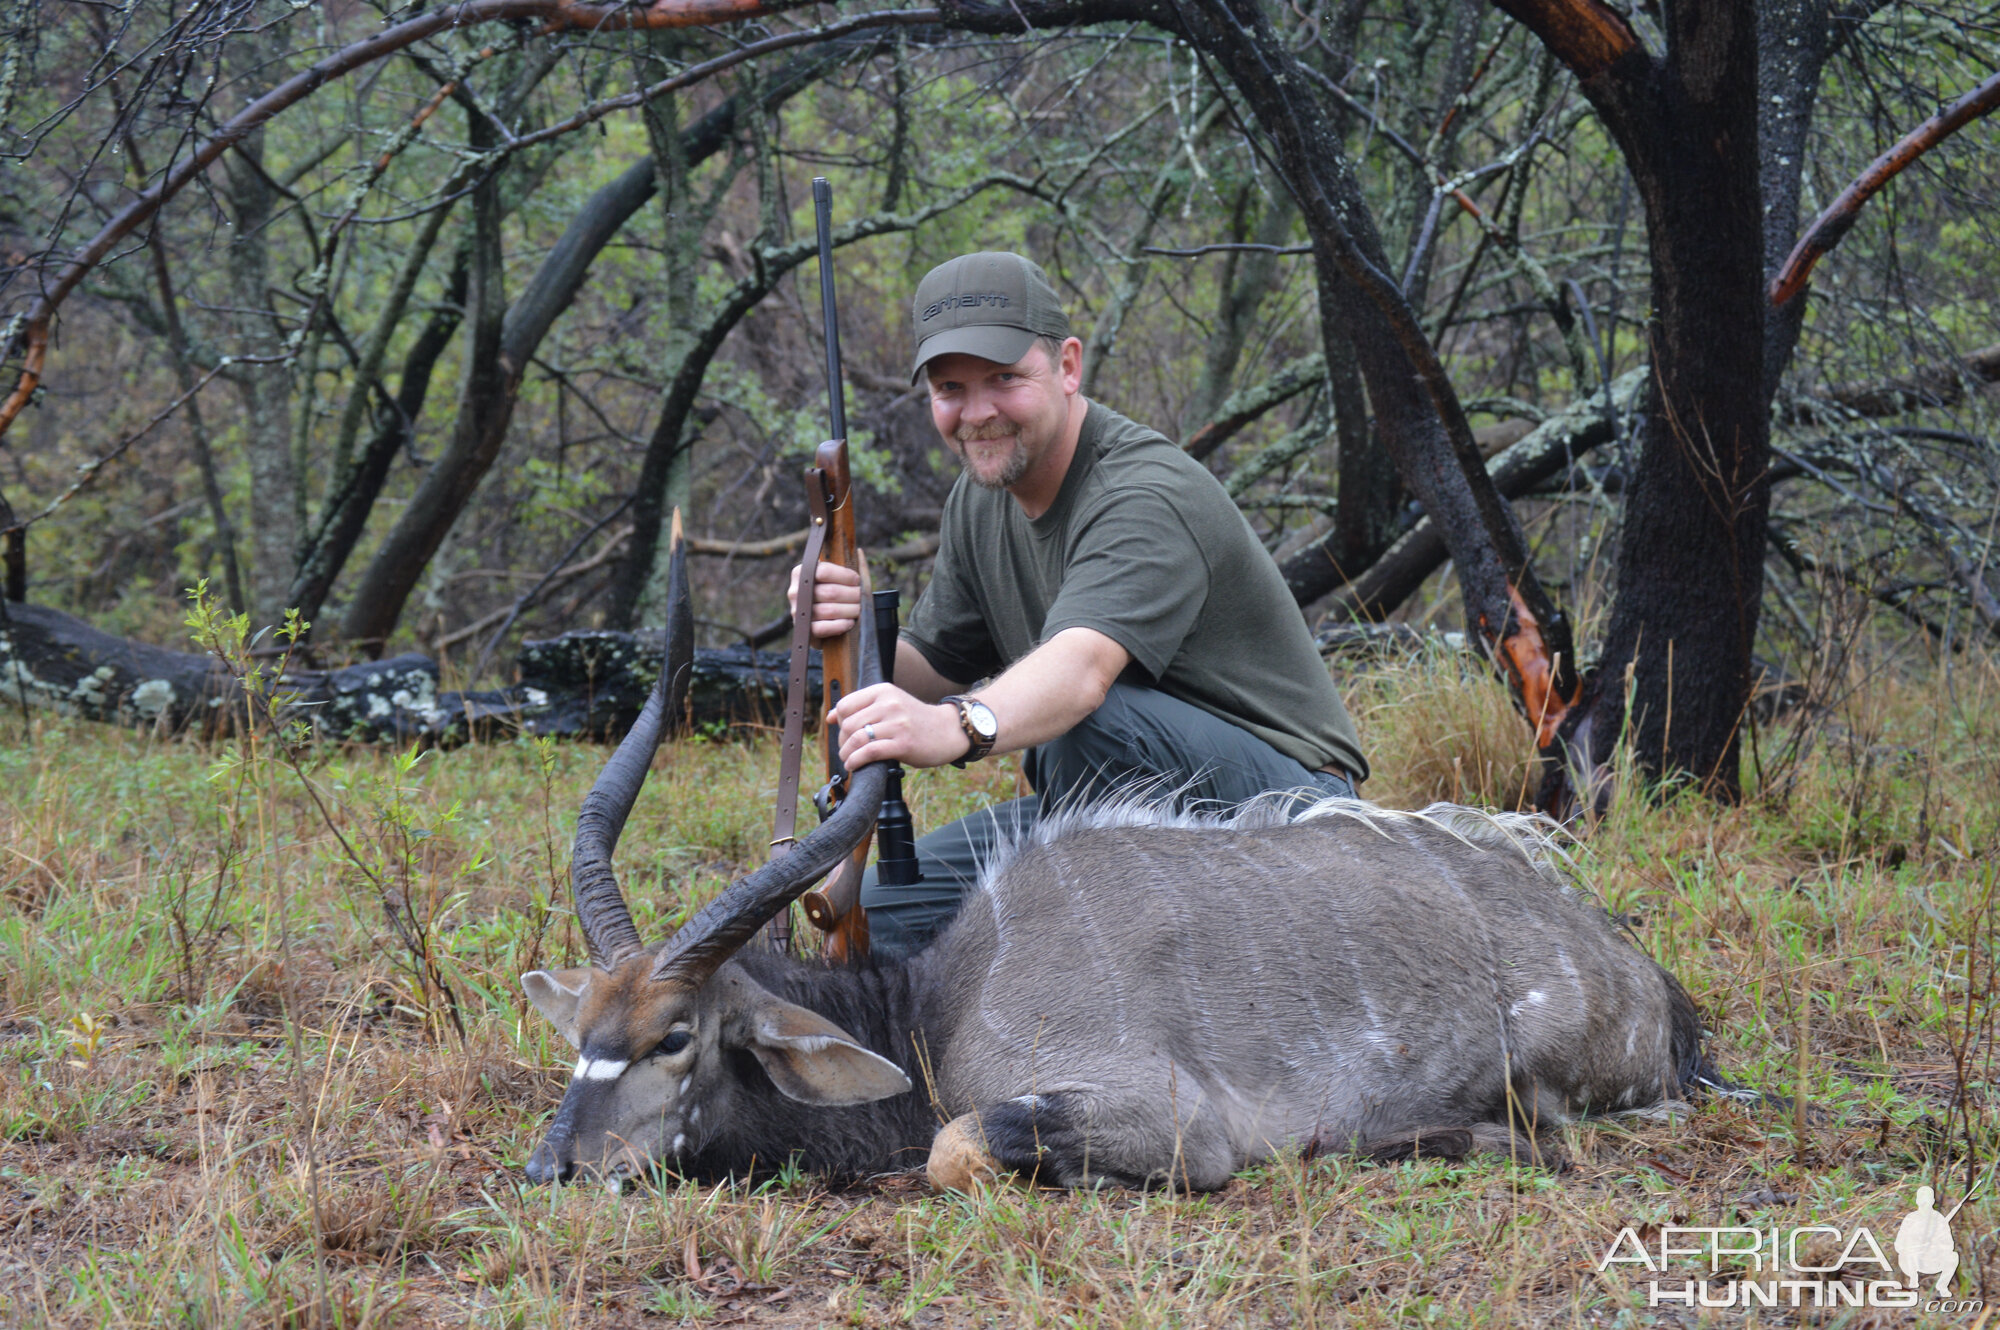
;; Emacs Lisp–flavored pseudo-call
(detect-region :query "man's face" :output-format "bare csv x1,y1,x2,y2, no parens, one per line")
924,340,1080,492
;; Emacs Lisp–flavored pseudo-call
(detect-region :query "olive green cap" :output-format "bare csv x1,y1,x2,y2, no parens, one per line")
910,252,1070,382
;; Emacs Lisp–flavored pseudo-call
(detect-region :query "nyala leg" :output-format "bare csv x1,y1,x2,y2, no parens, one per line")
1321,1121,1565,1170
928,1093,1101,1190
928,1092,1232,1191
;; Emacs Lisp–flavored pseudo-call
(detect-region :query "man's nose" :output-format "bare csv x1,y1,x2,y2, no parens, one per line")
957,385,998,424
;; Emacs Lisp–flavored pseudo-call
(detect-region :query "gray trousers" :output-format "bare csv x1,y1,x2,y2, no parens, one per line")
859,681,1355,954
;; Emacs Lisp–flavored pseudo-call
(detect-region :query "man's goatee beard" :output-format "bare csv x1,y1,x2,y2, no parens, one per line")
957,427,1030,490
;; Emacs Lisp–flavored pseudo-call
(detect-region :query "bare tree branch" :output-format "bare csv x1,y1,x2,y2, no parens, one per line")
1182,351,1324,460
1142,242,1310,257
1484,0,1641,80
1771,69,2000,307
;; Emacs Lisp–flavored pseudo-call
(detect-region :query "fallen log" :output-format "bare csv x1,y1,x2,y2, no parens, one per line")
0,601,816,743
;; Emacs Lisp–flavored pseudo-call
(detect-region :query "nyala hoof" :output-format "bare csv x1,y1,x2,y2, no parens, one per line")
927,1114,1003,1191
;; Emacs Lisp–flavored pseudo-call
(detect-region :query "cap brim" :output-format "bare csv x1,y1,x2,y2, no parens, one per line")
910,325,1040,383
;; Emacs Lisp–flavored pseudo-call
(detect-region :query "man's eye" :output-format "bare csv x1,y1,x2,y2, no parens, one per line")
658,1030,692,1057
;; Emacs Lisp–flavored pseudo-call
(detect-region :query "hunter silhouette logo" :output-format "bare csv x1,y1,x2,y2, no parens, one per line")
1597,1182,1984,1313
1895,1185,1962,1294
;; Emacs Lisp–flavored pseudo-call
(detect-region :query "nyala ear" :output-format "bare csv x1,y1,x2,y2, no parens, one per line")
521,969,592,1048
739,996,913,1106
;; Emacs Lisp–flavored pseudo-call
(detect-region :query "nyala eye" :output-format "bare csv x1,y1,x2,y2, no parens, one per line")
658,1030,692,1057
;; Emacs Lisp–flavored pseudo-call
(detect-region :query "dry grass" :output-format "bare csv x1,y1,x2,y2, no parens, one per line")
1,631,1997,1327
1345,641,1544,810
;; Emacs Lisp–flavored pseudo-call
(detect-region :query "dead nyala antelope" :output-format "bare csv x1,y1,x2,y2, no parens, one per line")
521,540,1714,1191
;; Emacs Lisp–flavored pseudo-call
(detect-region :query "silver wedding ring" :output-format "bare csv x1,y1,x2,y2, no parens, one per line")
864,723,878,742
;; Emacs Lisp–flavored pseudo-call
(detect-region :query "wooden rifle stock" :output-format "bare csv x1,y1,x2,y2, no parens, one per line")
799,440,871,961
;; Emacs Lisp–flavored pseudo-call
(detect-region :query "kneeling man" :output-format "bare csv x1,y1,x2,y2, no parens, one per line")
794,251,1368,953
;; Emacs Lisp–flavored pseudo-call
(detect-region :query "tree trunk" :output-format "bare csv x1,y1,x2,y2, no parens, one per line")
339,112,513,649
1756,0,1833,397
1498,0,1771,797
605,167,1030,628
1182,190,1297,434
147,229,247,615
221,121,299,625
622,31,713,629
1328,323,1400,584
288,247,470,626
942,0,1585,790
1296,368,1643,615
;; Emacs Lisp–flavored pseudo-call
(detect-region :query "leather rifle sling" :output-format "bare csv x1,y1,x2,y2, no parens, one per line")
761,473,832,952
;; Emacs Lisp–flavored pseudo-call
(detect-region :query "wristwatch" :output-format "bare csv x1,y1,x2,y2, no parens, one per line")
941,695,998,767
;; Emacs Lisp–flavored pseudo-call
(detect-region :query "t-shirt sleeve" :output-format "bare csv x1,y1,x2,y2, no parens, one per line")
1038,487,1208,680
903,522,1003,685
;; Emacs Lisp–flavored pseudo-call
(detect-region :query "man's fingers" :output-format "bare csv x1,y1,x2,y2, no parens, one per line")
829,683,888,722
814,561,861,586
789,561,860,616
838,715,884,769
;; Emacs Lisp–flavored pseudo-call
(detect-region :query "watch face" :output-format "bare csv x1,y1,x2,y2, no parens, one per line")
966,700,998,740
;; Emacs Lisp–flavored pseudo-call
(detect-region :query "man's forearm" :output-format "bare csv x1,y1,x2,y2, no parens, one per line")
829,625,1129,771
971,627,1127,756
894,639,958,704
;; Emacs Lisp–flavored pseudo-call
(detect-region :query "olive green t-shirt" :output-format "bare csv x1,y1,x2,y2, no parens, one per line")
904,401,1369,781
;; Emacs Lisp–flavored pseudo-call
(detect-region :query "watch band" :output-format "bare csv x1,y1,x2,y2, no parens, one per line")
941,695,996,766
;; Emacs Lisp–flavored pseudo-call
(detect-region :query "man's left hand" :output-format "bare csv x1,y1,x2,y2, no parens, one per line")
830,683,970,771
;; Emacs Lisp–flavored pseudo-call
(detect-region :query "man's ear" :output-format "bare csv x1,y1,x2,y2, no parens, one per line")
1058,335,1084,393
734,995,913,1106
521,969,591,1048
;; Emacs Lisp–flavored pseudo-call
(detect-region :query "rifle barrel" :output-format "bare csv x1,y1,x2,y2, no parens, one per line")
812,177,847,444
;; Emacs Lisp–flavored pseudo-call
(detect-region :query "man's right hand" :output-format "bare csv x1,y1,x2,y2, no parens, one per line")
786,560,863,641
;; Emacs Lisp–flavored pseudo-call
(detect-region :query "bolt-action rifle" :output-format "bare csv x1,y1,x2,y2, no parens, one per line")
765,178,920,962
